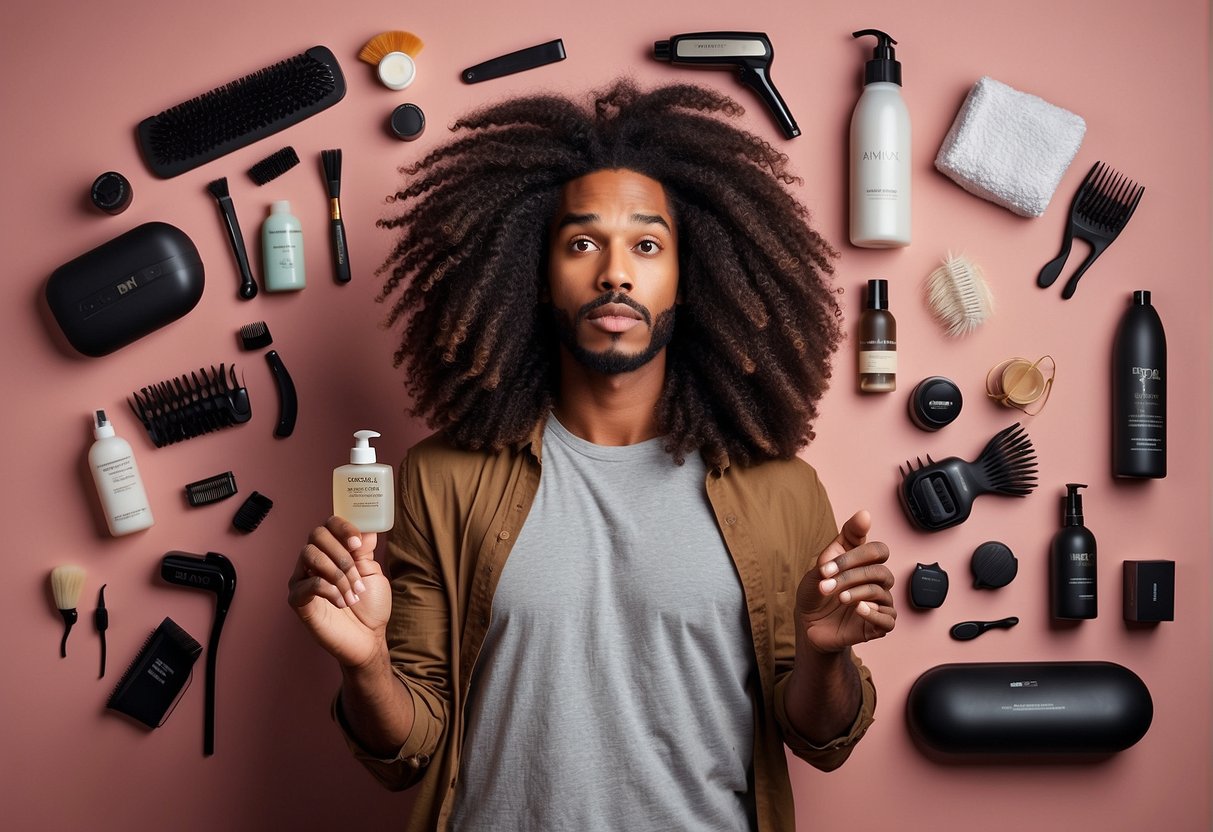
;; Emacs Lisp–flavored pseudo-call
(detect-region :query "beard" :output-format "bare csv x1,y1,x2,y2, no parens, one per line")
551,293,677,375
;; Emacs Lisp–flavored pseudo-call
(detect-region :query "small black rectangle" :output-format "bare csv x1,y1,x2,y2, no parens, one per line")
106,617,202,729
1123,560,1174,622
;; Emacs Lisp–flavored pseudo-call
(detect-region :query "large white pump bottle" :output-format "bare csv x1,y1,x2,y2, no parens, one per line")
88,409,154,536
849,29,911,248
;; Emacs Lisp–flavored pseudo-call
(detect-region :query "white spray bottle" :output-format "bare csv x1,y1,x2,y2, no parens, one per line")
88,410,154,536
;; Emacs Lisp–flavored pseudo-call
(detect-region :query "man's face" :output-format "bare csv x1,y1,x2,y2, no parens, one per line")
547,168,679,375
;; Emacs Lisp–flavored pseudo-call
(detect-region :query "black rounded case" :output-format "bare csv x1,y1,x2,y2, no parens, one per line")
45,222,204,357
906,661,1152,756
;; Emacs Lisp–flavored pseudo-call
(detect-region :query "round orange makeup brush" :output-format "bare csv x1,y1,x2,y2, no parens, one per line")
358,31,424,90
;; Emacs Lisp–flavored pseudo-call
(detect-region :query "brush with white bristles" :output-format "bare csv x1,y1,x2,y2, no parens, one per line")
925,253,994,337
50,565,87,658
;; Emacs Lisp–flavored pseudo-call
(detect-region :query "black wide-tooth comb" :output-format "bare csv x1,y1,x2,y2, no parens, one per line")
898,423,1038,532
128,364,252,447
137,46,346,178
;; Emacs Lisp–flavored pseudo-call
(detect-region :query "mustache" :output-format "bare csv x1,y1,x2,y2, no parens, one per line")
576,292,652,327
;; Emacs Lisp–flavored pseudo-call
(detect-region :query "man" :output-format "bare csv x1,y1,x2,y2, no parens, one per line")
289,80,896,831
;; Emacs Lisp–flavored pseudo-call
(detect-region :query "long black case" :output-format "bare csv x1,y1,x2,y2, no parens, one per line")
906,661,1152,756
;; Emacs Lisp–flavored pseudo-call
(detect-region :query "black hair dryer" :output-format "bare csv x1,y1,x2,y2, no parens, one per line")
653,31,800,139
160,551,237,756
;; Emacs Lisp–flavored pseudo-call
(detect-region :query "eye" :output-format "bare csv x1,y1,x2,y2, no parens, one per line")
635,239,662,255
570,237,598,253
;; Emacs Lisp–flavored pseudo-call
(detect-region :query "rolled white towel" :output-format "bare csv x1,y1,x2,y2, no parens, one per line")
935,77,1086,218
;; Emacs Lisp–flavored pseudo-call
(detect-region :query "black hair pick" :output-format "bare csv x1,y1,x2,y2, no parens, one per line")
898,423,1038,532
129,364,251,447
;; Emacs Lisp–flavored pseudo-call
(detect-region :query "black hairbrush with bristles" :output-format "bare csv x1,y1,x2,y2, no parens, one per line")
899,422,1038,532
137,46,345,178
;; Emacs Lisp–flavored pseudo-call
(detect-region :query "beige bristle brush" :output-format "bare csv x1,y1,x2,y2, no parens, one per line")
50,565,87,658
924,253,994,337
358,31,424,91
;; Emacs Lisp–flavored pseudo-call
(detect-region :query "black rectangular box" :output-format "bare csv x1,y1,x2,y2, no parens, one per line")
1123,560,1175,622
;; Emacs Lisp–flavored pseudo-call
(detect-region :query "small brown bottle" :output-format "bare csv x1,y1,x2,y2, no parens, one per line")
859,278,897,392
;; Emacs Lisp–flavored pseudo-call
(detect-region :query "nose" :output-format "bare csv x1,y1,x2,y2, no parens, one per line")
597,241,633,293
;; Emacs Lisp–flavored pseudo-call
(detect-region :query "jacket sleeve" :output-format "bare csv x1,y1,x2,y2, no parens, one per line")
771,463,878,771
333,451,452,790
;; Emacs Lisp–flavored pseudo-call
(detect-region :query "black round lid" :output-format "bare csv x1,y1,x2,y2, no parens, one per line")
390,103,426,141
910,562,949,609
90,171,132,214
909,376,963,431
971,541,1018,589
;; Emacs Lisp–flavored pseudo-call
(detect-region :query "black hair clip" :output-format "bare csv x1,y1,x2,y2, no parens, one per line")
128,364,251,447
898,422,1038,532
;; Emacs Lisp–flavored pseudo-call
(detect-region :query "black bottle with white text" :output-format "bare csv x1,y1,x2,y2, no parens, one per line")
1112,290,1166,478
1050,483,1097,620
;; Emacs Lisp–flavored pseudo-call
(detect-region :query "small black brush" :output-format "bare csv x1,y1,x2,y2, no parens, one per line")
248,146,299,185
206,178,258,300
321,149,351,284
233,492,273,532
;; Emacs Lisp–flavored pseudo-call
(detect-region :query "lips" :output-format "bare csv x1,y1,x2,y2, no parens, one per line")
587,303,644,322
585,302,645,334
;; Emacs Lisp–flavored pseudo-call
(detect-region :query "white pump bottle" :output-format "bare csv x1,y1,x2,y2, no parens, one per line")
332,430,395,533
849,28,911,248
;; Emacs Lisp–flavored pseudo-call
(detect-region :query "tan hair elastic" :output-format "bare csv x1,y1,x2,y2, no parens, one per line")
986,355,1056,415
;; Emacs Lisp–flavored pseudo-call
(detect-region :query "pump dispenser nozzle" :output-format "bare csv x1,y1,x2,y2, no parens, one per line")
350,430,381,464
1063,483,1088,525
852,29,902,85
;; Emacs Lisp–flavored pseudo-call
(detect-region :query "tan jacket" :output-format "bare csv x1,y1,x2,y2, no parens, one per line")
337,419,877,831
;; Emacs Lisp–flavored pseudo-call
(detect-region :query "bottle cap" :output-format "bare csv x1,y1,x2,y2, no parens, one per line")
350,430,382,464
866,278,889,310
271,200,292,215
1134,290,1151,306
1063,483,1088,525
853,29,902,86
93,409,115,439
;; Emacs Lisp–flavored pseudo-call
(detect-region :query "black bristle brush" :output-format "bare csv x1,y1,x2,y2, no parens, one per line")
50,565,87,657
321,149,351,284
206,178,258,300
898,422,1038,532
248,146,299,185
137,46,346,178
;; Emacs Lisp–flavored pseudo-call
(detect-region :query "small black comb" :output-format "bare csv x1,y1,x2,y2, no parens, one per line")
185,471,238,506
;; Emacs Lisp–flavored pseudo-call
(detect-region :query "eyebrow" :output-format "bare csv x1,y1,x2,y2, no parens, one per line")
555,212,671,231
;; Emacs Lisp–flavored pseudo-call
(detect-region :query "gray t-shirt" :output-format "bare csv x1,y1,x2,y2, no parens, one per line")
450,417,757,831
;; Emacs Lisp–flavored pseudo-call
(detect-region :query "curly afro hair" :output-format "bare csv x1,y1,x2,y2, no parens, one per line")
377,78,842,466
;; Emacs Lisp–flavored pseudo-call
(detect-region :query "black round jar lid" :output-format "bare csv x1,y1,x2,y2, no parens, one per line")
90,171,133,214
909,376,963,431
390,103,426,141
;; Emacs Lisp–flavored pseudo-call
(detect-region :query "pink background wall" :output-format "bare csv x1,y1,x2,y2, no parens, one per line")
4,0,1209,828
